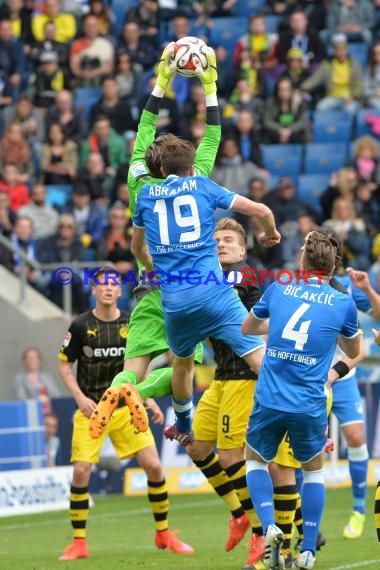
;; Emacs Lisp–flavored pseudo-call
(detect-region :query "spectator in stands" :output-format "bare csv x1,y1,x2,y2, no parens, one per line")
29,50,69,109
40,123,78,185
13,347,60,412
233,13,279,76
183,82,206,126
2,94,45,146
234,175,268,235
38,213,88,312
320,167,358,220
228,48,267,115
31,0,76,43
281,211,317,270
70,14,114,87
363,41,380,109
0,189,16,235
115,51,142,104
326,0,374,45
96,201,134,310
80,115,127,173
117,21,156,73
0,163,30,211
139,75,184,136
88,0,113,37
125,0,160,47
1,215,47,292
0,123,34,183
63,185,106,250
346,135,380,185
18,183,59,239
45,90,86,146
0,0,34,47
113,180,129,210
368,234,380,292
225,109,263,165
301,33,363,113
264,176,319,228
323,196,370,269
0,71,15,117
280,46,311,88
89,76,136,138
211,135,267,199
277,9,325,69
0,19,27,99
45,411,62,466
353,179,380,238
30,20,70,69
263,76,309,143
75,151,114,204
167,12,191,41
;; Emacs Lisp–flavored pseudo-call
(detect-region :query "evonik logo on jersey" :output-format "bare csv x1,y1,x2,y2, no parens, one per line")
92,347,125,358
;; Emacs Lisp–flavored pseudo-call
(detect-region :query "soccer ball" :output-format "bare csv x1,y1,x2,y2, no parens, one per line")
170,36,209,77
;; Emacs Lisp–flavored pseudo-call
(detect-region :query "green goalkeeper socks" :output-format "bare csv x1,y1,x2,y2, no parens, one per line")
111,367,173,400
137,367,173,400
111,369,138,388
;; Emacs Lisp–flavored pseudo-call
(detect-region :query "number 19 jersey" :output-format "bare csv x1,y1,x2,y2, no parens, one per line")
252,278,359,413
133,174,237,298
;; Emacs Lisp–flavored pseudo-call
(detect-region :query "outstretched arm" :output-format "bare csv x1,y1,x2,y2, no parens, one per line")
346,267,380,320
231,195,281,247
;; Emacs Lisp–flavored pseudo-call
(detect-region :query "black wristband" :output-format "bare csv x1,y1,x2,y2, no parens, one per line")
332,360,350,379
145,95,162,115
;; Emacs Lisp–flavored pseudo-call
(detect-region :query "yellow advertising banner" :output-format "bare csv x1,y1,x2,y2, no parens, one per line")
124,461,380,496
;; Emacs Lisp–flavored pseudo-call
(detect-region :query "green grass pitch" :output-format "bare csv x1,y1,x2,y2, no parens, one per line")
0,488,379,569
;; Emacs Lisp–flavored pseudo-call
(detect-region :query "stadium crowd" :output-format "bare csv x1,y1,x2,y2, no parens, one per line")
1,0,380,312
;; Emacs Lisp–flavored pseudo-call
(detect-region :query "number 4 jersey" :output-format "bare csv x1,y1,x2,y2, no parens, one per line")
252,278,359,414
133,174,237,299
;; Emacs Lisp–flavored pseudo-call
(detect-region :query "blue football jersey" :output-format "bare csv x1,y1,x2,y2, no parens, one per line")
133,175,237,296
334,273,372,314
252,278,359,413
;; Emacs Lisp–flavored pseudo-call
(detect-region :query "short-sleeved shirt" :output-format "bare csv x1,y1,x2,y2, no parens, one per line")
58,310,129,402
252,278,359,413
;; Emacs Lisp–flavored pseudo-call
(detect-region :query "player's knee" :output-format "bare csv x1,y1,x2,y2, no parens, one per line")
186,441,212,462
269,462,295,486
72,461,92,486
143,459,164,481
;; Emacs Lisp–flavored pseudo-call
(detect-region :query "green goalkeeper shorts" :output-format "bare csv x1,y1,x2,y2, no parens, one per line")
125,289,204,363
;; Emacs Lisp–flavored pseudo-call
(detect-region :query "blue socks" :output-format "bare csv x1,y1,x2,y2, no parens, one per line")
246,460,274,533
301,470,326,554
348,445,369,514
172,397,193,432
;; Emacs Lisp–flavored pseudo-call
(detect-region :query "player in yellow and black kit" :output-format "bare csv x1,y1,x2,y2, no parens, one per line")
57,266,193,560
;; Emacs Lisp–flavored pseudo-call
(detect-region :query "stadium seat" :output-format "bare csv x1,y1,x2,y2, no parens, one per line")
111,0,138,35
74,87,102,122
262,143,303,162
264,15,281,34
355,108,380,138
347,42,369,67
312,119,353,143
235,0,266,17
46,185,73,208
209,17,246,51
297,174,330,214
313,109,354,125
263,155,302,178
304,143,348,174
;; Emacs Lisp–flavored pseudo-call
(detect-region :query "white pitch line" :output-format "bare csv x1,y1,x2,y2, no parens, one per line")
0,497,220,531
330,559,380,569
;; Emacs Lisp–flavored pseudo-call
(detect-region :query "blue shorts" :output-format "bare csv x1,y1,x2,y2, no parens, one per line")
246,400,328,464
331,374,363,426
163,284,264,359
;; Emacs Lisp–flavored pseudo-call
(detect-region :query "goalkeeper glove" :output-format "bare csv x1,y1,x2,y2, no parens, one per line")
156,42,175,91
197,47,218,96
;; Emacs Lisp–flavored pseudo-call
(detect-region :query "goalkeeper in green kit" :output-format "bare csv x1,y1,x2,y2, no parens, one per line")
89,42,221,438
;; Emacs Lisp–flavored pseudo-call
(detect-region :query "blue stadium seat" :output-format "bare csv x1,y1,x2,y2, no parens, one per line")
74,87,102,122
264,14,281,33
347,42,369,67
235,0,266,17
263,155,302,178
312,119,353,143
262,144,303,161
313,109,354,125
111,0,138,36
355,108,380,138
297,174,330,214
209,17,246,51
46,185,73,208
304,143,348,174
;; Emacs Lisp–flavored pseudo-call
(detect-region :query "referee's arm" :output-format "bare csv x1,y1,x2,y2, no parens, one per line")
59,360,96,418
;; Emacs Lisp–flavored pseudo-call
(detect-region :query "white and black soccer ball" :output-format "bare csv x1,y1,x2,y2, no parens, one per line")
169,36,209,77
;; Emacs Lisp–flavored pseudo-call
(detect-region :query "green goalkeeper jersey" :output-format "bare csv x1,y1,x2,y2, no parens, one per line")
127,109,221,217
